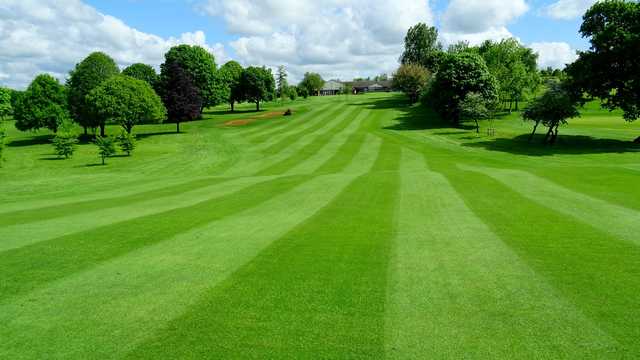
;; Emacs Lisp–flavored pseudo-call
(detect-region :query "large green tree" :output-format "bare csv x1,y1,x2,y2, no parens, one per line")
217,60,244,112
122,63,158,88
478,38,539,111
425,52,499,125
523,81,580,144
14,74,70,133
566,0,640,127
159,45,219,111
86,75,166,134
67,52,120,136
400,23,443,72
392,64,430,104
298,72,324,97
0,87,12,121
276,65,288,100
239,66,275,111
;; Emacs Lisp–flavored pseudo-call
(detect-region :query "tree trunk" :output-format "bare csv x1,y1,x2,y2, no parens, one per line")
101,156,105,165
84,126,87,135
528,121,540,142
475,119,479,133
176,121,180,133
544,126,553,144
100,124,105,137
126,123,133,134
256,101,260,111
515,98,519,111
549,125,560,145
231,101,235,112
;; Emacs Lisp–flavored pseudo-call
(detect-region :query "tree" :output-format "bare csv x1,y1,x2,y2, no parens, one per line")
67,52,120,136
566,0,640,128
478,39,540,111
239,66,276,111
161,61,202,133
14,74,70,133
86,75,166,134
0,87,11,121
392,64,430,104
297,85,309,99
51,122,79,159
159,45,218,111
298,72,324,96
0,127,5,165
94,135,117,165
288,86,298,100
122,63,158,88
522,82,580,144
276,65,289,101
117,130,136,156
425,53,499,125
218,61,244,111
459,92,490,133
400,23,443,72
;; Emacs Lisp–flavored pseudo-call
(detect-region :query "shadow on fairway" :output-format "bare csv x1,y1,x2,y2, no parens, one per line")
203,109,263,116
464,134,640,156
7,134,53,147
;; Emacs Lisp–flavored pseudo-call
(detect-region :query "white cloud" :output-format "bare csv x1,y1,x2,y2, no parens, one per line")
0,0,227,89
439,0,528,46
202,0,434,82
441,0,528,34
543,0,597,20
530,42,578,69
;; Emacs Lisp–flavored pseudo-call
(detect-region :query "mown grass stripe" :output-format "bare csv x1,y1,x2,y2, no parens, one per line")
125,140,402,359
385,149,619,358
0,174,313,302
0,172,366,359
247,102,335,144
255,105,361,176
432,163,640,355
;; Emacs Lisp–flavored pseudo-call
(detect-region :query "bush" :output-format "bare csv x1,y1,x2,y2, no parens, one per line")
288,87,298,100
52,130,79,159
284,109,293,116
94,135,116,165
117,130,136,156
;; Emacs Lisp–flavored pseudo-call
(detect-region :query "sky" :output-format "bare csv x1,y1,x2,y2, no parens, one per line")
0,0,598,89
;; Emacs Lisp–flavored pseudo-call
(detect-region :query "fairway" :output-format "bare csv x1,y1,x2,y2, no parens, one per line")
1,93,640,358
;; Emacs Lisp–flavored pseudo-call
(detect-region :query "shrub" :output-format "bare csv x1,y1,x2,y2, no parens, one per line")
52,125,79,159
94,135,117,165
117,130,136,156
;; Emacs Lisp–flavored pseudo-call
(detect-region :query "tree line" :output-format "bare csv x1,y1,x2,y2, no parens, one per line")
392,0,639,144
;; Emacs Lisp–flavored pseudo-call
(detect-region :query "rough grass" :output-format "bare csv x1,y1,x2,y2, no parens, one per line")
1,93,639,359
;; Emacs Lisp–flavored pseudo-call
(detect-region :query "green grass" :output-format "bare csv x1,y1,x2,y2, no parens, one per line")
1,93,639,358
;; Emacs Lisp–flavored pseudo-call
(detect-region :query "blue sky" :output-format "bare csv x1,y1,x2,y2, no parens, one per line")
1,0,597,89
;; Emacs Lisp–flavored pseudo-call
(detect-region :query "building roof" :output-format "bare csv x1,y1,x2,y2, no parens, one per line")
346,80,393,89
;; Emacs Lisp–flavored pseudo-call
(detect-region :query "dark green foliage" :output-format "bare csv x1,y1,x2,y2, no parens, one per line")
0,126,5,165
9,89,23,111
523,82,580,144
0,87,12,121
160,45,218,109
400,23,443,72
86,75,166,134
425,53,499,125
288,86,298,100
566,0,640,122
298,86,309,99
459,92,490,133
67,52,120,136
239,66,276,111
14,74,70,133
392,64,430,104
94,135,117,165
298,73,324,97
51,123,79,159
276,65,288,100
122,63,158,88
161,61,202,133
117,130,136,156
218,61,244,111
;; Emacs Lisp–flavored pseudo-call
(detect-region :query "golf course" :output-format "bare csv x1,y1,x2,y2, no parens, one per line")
1,92,639,358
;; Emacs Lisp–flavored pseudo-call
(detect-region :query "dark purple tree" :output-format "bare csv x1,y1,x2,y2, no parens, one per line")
160,61,202,133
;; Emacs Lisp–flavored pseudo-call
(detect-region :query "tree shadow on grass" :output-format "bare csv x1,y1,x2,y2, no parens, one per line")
135,131,183,140
7,134,53,147
464,134,640,156
203,109,263,116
